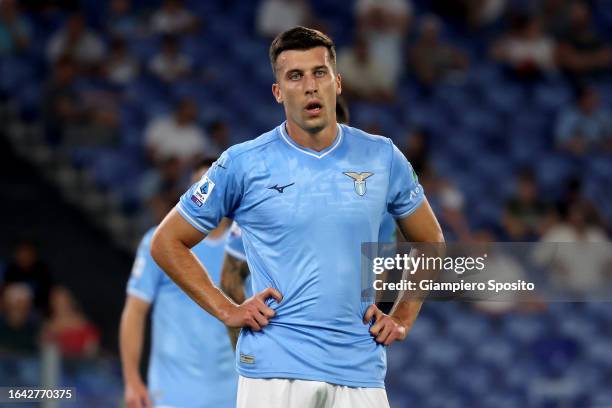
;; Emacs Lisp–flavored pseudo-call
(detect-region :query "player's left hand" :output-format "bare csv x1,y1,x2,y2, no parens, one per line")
363,304,407,346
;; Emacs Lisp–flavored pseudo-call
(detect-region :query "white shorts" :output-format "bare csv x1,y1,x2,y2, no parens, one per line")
236,376,390,408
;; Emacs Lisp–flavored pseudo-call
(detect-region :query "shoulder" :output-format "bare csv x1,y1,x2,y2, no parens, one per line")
342,124,390,145
342,124,393,147
223,126,282,162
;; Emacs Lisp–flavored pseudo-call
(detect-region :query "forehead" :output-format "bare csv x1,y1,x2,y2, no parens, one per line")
276,46,332,74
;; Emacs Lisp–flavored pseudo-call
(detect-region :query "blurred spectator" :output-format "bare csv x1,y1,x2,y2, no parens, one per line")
42,286,100,358
536,202,610,292
105,37,140,86
555,1,611,78
256,0,314,38
139,156,189,226
42,56,82,143
149,35,192,82
471,230,545,315
150,0,198,35
557,176,605,229
555,86,612,155
0,0,32,55
0,284,40,354
491,14,556,79
355,0,412,85
145,98,213,165
107,0,141,39
3,240,53,315
431,0,506,30
430,177,472,241
502,168,554,241
416,157,471,241
43,55,119,146
206,120,231,154
538,0,572,38
402,127,430,174
47,12,106,69
408,15,469,86
337,35,395,102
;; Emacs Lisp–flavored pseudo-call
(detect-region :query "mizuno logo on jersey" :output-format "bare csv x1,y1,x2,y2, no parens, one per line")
343,172,374,196
268,182,295,193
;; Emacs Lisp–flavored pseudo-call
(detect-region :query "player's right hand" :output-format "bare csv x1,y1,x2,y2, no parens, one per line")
222,287,282,331
124,379,152,408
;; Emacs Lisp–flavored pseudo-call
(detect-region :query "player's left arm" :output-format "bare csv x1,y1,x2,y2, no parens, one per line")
365,198,444,346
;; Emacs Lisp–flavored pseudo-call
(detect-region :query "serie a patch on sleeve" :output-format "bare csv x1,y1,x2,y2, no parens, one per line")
190,176,216,207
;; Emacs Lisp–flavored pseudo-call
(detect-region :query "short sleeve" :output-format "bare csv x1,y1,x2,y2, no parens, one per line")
126,231,163,303
386,143,425,218
225,222,247,261
176,150,242,233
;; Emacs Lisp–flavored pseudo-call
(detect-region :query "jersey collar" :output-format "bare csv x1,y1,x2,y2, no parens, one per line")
279,121,344,159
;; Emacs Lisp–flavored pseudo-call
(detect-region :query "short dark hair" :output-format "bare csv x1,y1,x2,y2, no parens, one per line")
269,26,336,77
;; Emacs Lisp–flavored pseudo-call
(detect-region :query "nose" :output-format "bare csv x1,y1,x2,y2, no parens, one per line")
304,73,318,95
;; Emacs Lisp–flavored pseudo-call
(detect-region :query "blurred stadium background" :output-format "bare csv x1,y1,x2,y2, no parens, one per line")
0,0,611,406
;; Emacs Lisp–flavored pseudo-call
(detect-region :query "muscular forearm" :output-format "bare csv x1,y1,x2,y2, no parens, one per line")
151,236,236,321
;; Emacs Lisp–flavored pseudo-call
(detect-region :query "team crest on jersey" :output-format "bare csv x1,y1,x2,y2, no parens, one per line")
191,176,215,207
343,172,374,196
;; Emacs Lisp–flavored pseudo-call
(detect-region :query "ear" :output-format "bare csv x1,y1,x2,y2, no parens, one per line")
272,83,283,104
335,73,342,96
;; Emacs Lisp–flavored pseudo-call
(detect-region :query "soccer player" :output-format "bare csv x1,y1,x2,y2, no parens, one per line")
220,96,399,341
120,159,237,408
151,27,444,407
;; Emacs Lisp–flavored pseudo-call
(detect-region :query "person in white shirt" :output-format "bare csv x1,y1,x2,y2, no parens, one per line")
150,0,198,35
145,98,214,166
535,202,611,293
149,35,192,83
256,0,313,38
47,13,105,67
337,35,395,102
355,0,412,84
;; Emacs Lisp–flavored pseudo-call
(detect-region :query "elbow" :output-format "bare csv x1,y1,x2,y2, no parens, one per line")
149,228,165,265
435,228,445,244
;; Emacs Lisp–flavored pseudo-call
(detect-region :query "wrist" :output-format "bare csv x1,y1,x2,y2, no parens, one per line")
217,298,238,324
124,372,143,386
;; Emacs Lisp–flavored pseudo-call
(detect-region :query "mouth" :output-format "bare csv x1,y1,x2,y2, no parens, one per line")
304,100,323,116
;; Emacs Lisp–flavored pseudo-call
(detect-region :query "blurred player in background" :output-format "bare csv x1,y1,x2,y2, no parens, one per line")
119,158,236,408
151,27,443,407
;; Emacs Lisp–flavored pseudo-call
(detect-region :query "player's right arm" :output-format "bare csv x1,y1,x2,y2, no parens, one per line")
119,296,152,408
151,209,279,329
150,154,282,331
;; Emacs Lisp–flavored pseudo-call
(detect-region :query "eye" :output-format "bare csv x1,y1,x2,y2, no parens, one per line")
289,72,302,80
315,70,326,77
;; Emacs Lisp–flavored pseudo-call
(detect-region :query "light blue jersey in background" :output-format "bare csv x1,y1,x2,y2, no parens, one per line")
127,228,237,408
177,123,424,388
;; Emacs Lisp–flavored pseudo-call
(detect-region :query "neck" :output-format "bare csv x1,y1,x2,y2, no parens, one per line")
285,119,338,152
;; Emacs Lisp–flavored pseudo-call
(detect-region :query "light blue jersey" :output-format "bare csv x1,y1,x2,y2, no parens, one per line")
226,212,396,300
177,123,425,388
127,228,237,408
